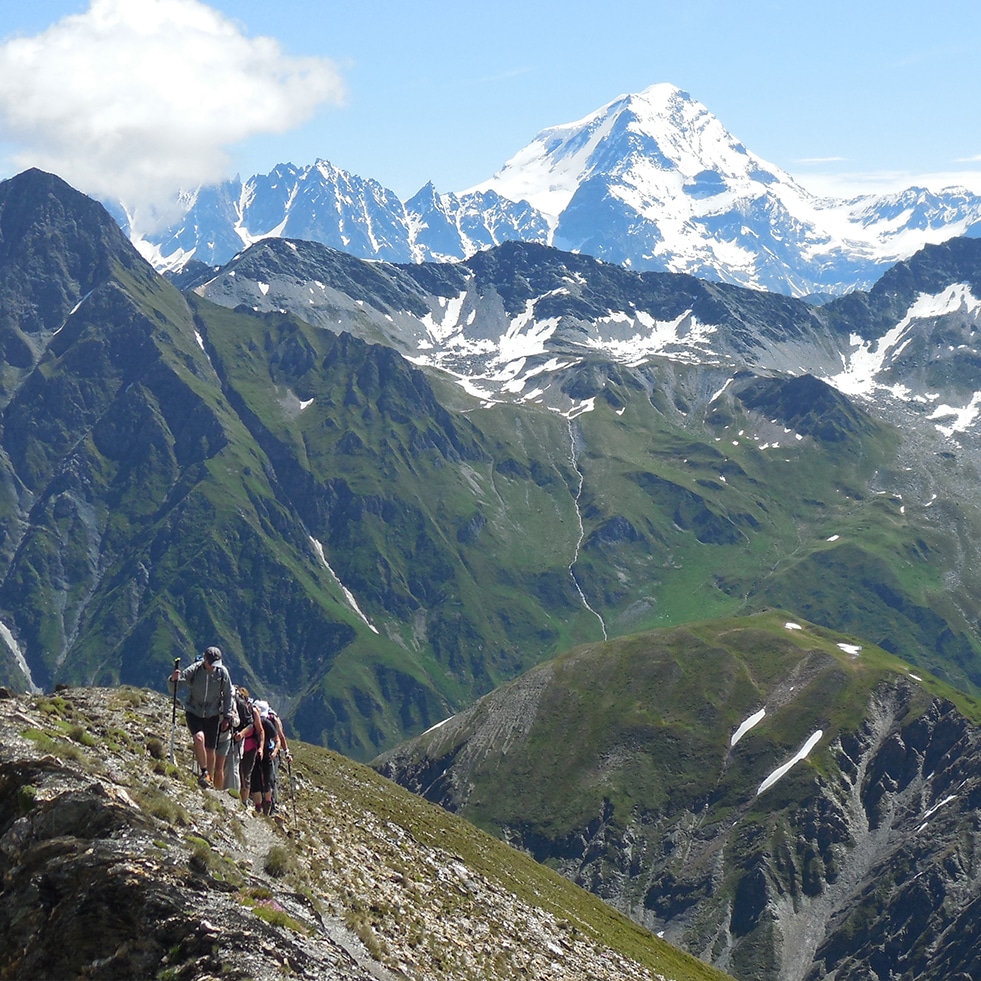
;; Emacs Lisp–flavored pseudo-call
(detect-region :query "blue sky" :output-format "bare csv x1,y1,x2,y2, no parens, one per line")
2,0,980,216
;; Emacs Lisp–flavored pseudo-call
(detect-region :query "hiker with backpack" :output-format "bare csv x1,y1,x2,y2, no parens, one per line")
232,686,264,808
214,702,234,791
266,702,292,815
250,699,280,815
168,646,234,789
269,705,291,761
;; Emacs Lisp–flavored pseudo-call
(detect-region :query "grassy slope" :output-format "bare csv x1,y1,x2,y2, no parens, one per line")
295,733,732,981
168,300,981,754
391,610,981,839
552,368,981,686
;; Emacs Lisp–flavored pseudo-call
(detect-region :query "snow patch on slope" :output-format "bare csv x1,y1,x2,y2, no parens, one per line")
731,708,766,747
928,392,981,436
825,283,981,407
757,730,823,795
310,538,378,634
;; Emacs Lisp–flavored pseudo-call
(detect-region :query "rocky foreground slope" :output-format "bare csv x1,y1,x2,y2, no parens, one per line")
0,684,728,981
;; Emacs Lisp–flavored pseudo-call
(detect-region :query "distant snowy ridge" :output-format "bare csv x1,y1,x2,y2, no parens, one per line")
197,233,981,445
468,82,804,224
472,83,981,295
124,83,981,297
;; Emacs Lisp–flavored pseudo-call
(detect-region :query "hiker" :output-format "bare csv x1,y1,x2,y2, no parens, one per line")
250,699,279,815
269,705,291,760
233,686,264,808
214,707,232,791
266,702,292,814
168,646,234,789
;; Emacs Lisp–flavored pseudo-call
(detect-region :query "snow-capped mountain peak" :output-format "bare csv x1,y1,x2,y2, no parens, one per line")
119,81,981,297
467,83,802,224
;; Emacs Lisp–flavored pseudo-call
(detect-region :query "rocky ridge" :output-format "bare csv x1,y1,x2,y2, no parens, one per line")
0,684,727,981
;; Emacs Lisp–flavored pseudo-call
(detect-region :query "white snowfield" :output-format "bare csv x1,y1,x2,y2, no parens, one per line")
757,730,824,796
824,282,981,438
731,708,766,747
400,272,981,437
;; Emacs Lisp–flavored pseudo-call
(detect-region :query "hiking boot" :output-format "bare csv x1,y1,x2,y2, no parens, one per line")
197,771,211,789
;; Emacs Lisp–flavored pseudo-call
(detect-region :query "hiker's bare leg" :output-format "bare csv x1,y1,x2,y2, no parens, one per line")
191,730,208,772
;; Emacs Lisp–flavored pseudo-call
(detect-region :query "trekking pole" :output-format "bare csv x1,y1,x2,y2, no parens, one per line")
232,730,241,796
169,657,180,764
286,755,297,826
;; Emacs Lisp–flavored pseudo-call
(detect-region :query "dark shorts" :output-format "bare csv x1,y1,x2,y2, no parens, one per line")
186,711,220,750
250,754,275,795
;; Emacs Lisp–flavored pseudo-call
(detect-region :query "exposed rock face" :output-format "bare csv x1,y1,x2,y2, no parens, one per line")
0,686,726,981
633,687,981,981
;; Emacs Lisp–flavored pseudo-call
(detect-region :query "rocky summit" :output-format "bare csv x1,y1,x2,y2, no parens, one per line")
0,684,728,981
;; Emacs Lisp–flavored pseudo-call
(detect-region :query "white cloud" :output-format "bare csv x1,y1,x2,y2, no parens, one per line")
0,0,344,229
794,156,847,165
800,167,981,199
